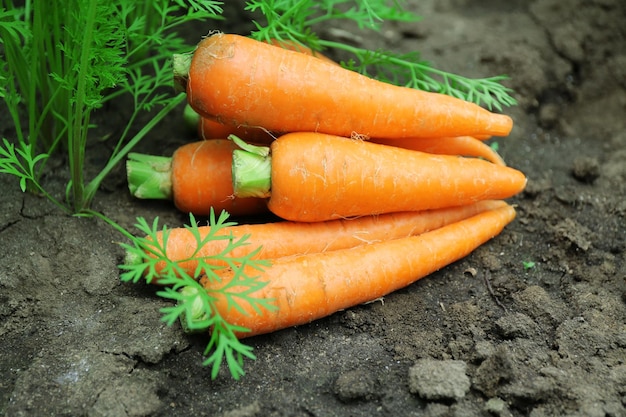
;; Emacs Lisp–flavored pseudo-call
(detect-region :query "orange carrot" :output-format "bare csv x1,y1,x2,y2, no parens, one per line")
194,38,337,143
371,136,506,166
127,200,508,281
232,132,527,222
198,117,275,143
196,203,517,338
127,140,268,217
173,33,513,139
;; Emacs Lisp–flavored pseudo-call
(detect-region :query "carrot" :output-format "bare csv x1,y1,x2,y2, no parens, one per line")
193,38,337,143
126,200,508,281
127,140,268,217
231,132,527,222
371,136,506,166
173,33,513,139
195,203,517,338
198,116,275,144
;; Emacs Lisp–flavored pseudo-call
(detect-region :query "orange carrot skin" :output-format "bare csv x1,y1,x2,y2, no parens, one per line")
202,203,517,338
265,132,526,222
198,117,275,143
196,38,337,143
371,136,506,166
147,200,507,280
185,33,513,139
172,140,268,216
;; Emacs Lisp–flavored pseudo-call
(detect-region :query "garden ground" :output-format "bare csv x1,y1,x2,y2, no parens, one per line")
1,0,625,416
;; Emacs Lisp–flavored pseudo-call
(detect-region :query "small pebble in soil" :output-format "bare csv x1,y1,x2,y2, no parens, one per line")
408,359,470,401
571,156,600,183
333,369,379,402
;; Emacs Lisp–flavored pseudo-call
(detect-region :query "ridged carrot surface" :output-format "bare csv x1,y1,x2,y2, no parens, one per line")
372,136,506,166
133,200,507,280
200,203,517,338
171,140,268,216
233,132,526,222
179,33,513,139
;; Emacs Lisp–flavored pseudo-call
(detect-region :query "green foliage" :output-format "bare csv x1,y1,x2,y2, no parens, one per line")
119,210,276,380
0,0,223,213
246,0,517,110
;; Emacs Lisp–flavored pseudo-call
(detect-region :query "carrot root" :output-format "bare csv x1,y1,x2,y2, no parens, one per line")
128,200,509,283
197,203,517,338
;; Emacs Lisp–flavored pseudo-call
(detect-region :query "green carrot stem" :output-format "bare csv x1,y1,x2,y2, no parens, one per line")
126,152,173,200
178,285,209,334
172,53,192,92
231,146,272,199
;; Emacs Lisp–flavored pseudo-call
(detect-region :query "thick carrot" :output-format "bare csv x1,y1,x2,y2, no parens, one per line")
127,140,268,217
371,136,506,166
194,38,337,143
197,203,517,338
232,132,527,222
126,200,508,281
173,33,513,139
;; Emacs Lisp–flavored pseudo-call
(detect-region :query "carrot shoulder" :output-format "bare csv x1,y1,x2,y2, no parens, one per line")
127,140,268,217
127,200,508,281
232,132,527,222
174,33,513,139
197,203,517,338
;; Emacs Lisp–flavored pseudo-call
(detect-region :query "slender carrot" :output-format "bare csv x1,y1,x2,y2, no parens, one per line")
232,132,527,222
198,116,275,143
193,203,517,338
173,33,513,139
126,200,508,281
371,136,506,166
127,140,268,217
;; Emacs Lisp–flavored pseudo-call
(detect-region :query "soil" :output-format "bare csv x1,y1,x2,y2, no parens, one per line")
1,1,625,416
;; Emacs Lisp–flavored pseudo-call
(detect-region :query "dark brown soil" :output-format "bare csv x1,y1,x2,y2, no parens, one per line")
1,1,625,416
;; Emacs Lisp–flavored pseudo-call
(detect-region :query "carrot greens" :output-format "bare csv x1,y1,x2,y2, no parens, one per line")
118,210,274,380
0,0,223,213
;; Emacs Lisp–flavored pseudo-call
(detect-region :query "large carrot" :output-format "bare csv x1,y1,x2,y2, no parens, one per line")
173,33,513,139
232,132,527,222
371,136,506,166
195,203,517,338
127,140,268,217
193,38,337,143
126,200,508,281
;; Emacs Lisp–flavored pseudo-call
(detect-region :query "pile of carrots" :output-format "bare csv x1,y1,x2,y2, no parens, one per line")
126,33,526,338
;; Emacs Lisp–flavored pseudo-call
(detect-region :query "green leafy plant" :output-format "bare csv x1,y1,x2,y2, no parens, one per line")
115,210,275,380
0,0,223,213
522,260,536,270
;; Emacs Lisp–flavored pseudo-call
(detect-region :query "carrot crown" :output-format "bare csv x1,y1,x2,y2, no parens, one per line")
230,135,272,198
126,153,173,200
172,53,192,93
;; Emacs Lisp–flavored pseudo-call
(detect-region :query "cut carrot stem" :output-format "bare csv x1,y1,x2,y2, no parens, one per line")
127,140,268,217
194,203,517,338
126,200,508,281
231,132,527,222
371,136,506,166
174,33,513,139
